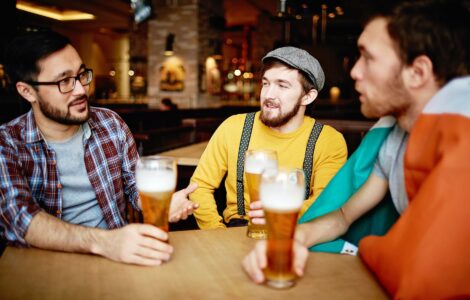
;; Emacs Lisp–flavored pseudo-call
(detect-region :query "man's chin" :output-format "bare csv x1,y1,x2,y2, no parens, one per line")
360,105,381,119
64,110,90,125
70,103,90,120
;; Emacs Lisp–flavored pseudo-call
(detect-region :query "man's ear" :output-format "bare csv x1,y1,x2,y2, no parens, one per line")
16,82,37,104
403,55,434,89
301,88,318,106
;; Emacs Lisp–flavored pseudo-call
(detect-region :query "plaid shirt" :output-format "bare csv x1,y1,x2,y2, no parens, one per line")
0,107,139,246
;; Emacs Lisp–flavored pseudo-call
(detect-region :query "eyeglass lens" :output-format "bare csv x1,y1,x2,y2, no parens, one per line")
59,70,92,93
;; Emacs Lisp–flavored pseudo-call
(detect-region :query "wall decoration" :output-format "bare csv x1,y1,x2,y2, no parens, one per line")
205,57,221,94
160,56,185,91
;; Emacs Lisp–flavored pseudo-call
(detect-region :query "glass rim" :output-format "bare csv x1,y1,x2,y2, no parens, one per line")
137,156,176,169
261,167,305,182
245,149,277,155
138,156,176,162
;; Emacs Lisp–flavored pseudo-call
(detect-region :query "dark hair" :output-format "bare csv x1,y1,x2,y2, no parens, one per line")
161,97,178,110
261,58,317,115
3,29,71,85
387,0,470,85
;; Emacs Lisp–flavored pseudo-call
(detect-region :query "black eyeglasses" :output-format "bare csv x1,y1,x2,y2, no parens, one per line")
26,68,93,94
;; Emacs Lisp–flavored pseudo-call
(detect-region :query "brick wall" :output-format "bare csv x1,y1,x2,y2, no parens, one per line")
145,0,223,108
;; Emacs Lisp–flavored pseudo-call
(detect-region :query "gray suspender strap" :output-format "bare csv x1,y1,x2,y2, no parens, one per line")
303,121,324,199
236,112,256,216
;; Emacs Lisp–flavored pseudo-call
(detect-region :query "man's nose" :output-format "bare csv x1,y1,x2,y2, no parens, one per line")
350,59,362,81
263,85,277,99
72,79,87,95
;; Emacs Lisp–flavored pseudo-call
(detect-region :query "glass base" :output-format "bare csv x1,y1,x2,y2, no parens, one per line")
265,279,296,289
246,229,267,239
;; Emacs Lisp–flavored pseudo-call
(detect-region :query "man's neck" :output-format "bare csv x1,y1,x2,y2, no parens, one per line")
33,111,81,142
269,112,305,134
397,82,441,132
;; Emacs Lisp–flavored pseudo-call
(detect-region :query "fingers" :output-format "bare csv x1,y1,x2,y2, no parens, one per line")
135,224,169,241
249,200,263,210
169,201,199,223
293,242,308,277
248,201,265,226
255,240,267,270
248,209,264,218
180,202,199,218
135,238,172,262
248,202,265,225
242,241,267,284
127,254,164,267
139,235,173,254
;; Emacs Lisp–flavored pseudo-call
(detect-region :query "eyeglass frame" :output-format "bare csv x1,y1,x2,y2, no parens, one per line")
25,68,93,94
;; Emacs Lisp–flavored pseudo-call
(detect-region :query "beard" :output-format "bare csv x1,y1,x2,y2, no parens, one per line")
260,97,302,128
37,95,90,125
360,70,412,119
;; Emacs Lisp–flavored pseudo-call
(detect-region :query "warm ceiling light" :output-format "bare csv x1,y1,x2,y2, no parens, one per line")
16,1,95,21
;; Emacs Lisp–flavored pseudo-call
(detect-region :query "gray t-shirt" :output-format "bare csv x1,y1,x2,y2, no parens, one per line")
48,125,107,228
372,125,409,214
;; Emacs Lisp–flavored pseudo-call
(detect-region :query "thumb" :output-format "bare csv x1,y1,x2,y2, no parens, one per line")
293,244,308,277
183,182,198,195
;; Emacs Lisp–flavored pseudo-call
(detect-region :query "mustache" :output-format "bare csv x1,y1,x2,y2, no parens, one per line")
68,95,88,107
263,99,280,107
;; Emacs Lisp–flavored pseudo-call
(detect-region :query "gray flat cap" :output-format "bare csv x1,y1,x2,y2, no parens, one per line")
262,46,325,91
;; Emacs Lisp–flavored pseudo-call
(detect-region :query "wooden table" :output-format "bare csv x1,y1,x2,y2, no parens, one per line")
0,227,387,299
155,141,209,166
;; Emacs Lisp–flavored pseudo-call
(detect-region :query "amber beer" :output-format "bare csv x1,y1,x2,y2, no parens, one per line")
245,150,277,239
260,168,305,289
136,157,176,235
139,190,173,232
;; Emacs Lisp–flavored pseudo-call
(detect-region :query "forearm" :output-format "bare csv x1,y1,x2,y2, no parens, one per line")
24,211,106,254
297,174,389,248
296,209,349,248
191,195,226,229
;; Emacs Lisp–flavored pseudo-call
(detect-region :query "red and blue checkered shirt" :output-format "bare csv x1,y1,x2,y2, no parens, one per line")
0,107,140,246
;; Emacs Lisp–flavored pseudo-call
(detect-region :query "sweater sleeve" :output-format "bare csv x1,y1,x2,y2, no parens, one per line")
189,119,232,229
300,125,347,216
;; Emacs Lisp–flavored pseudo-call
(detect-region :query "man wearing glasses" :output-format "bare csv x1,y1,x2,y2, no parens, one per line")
0,30,197,266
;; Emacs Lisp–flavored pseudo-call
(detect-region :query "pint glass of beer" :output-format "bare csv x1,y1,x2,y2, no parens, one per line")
260,168,305,289
136,157,177,234
245,149,278,239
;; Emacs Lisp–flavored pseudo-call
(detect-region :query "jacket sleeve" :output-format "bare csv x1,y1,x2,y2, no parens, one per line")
300,125,347,216
189,119,232,229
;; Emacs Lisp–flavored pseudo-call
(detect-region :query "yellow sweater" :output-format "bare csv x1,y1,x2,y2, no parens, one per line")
190,112,347,229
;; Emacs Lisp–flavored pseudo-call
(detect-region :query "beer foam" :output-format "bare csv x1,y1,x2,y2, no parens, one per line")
136,169,176,192
260,183,304,211
245,155,277,174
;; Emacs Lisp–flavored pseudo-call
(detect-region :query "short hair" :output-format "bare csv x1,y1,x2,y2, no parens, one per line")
387,0,470,85
3,29,71,85
261,58,317,115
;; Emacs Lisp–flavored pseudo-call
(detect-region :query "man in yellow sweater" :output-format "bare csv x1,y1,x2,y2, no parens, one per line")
190,46,347,229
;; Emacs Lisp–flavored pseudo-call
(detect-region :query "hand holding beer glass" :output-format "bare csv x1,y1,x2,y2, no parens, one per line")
245,149,278,239
136,157,177,234
260,167,305,289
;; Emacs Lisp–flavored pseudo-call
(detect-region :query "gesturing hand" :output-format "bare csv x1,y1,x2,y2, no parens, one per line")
169,183,199,222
